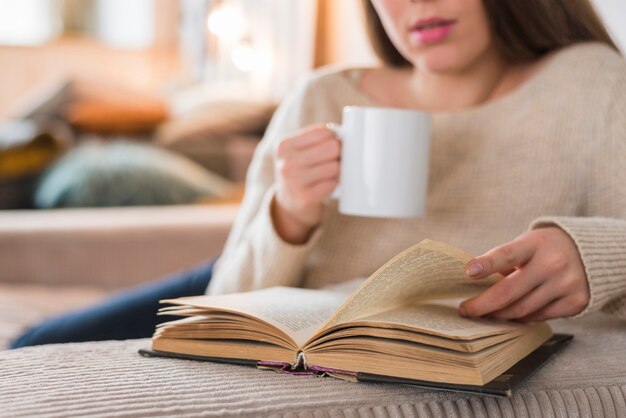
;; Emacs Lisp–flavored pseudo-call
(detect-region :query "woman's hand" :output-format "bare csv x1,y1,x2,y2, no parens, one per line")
272,124,340,244
459,227,590,322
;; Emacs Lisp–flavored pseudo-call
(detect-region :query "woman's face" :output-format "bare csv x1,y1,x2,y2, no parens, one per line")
370,0,497,73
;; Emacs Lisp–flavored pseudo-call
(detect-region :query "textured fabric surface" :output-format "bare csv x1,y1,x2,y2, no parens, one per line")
0,283,107,349
1,313,625,417
0,204,237,287
207,42,626,322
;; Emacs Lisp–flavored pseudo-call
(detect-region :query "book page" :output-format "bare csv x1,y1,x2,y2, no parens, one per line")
355,299,527,340
317,240,502,332
162,286,349,347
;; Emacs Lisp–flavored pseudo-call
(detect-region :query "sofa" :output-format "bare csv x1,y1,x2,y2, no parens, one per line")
1,313,624,417
1,204,626,417
0,203,239,349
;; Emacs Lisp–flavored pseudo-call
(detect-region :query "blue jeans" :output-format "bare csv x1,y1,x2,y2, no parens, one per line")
9,260,215,349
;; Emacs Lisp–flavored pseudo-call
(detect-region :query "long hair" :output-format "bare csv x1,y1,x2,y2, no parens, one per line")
362,0,620,67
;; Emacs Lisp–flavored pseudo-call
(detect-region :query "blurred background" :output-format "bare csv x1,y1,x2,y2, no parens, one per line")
0,0,624,212
0,0,378,118
0,0,624,116
0,0,382,211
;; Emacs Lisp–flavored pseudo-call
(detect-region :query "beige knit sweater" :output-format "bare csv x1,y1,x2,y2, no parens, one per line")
208,42,626,320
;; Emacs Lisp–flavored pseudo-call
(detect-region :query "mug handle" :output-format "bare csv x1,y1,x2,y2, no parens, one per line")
326,122,344,200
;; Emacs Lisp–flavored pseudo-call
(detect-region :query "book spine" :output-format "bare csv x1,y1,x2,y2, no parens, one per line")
292,351,307,370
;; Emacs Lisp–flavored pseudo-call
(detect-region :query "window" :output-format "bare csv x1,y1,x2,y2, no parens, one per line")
0,0,61,46
0,0,155,50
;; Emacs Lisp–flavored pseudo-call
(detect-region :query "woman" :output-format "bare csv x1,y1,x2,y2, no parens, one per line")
11,0,626,348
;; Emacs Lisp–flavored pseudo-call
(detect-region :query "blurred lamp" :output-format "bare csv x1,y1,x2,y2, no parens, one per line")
207,4,245,42
206,1,272,76
231,42,271,73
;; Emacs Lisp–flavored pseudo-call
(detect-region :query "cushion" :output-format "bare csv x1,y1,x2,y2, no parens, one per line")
34,141,234,208
155,101,276,147
154,101,274,179
1,313,625,417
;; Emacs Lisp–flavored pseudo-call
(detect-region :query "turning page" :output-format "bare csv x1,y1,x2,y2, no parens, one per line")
319,240,502,330
354,299,528,340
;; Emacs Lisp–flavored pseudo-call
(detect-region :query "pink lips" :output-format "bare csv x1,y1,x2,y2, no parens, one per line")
409,17,457,45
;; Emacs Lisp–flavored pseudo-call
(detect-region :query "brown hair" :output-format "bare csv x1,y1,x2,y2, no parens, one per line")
362,0,620,67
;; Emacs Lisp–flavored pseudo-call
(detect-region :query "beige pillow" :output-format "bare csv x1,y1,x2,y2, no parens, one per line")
154,101,276,181
155,101,276,147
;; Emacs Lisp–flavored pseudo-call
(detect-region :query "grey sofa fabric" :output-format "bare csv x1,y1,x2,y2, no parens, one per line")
1,313,625,417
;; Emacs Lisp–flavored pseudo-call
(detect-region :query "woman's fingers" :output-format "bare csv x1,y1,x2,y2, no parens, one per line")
308,179,338,201
299,160,341,187
273,123,343,230
519,294,588,322
460,228,591,320
298,139,341,167
459,268,542,317
487,280,562,320
465,237,536,279
277,136,340,180
277,125,337,159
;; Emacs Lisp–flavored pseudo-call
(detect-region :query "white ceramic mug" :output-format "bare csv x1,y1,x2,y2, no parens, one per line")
329,106,431,218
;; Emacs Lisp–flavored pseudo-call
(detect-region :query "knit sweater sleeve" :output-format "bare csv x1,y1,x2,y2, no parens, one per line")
530,67,626,319
206,80,322,295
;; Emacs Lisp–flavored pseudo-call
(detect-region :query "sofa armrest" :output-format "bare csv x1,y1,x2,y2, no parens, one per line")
0,204,238,289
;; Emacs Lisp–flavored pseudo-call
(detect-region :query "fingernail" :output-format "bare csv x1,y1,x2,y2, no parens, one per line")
467,262,484,278
458,305,467,317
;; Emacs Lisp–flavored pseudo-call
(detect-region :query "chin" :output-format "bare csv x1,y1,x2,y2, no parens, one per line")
413,50,465,74
409,44,474,74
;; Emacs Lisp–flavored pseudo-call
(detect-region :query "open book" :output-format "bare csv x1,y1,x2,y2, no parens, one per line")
143,240,570,396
